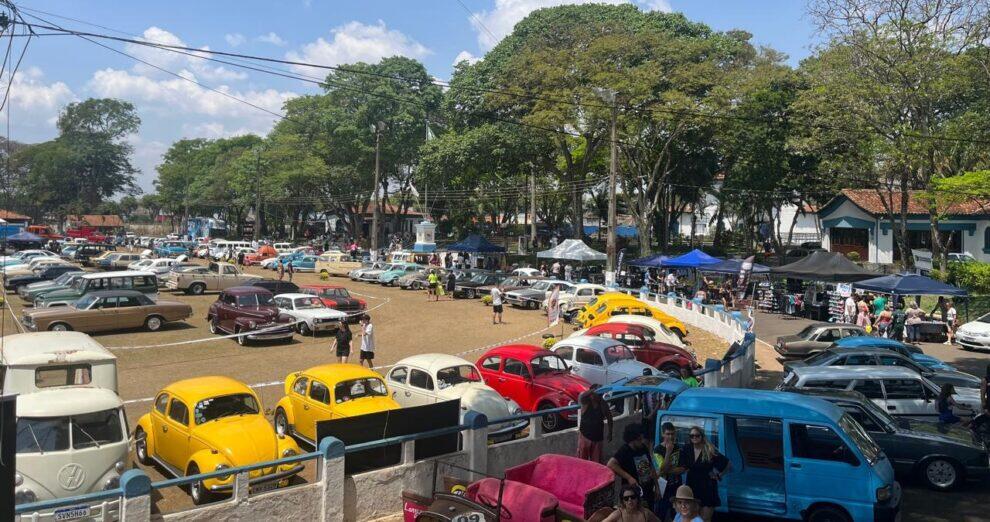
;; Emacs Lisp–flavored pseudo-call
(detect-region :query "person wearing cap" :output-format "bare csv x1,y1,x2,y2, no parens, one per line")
602,485,660,522
672,485,703,522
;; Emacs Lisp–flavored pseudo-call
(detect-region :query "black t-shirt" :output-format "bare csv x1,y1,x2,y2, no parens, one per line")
579,403,605,442
336,327,352,348
613,444,655,497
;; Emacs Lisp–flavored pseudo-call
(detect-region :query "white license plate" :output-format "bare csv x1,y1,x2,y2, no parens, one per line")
250,481,279,494
54,506,91,520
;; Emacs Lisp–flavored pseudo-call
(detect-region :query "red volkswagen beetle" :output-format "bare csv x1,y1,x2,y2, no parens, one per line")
583,322,699,375
299,284,367,317
476,344,590,432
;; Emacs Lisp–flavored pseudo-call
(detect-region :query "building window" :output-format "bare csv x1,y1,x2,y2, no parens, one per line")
984,227,990,253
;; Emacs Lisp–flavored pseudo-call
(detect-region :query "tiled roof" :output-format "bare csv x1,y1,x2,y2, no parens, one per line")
0,209,30,220
839,189,990,216
67,214,125,227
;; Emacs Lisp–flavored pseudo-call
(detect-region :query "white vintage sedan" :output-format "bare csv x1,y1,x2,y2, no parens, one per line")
274,293,348,335
550,335,658,386
386,353,528,441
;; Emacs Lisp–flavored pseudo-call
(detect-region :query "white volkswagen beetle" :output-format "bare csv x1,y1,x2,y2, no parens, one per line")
550,335,658,386
386,353,528,442
274,293,348,336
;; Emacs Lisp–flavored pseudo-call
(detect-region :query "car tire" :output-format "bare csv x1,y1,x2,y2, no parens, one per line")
538,402,560,432
528,301,538,310
921,457,961,491
188,283,206,296
209,318,219,334
468,289,476,299
659,363,681,376
48,322,72,332
298,322,312,336
236,327,248,346
187,464,214,505
274,408,291,437
145,315,164,332
806,505,851,522
135,428,152,466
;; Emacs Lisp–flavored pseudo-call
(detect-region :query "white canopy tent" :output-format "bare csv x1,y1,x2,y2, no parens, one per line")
537,239,606,262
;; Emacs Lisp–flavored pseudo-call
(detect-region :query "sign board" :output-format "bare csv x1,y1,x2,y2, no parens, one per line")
547,287,560,326
912,249,933,274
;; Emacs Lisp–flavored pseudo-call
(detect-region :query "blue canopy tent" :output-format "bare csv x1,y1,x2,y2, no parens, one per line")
699,258,771,275
853,273,967,297
661,249,722,268
583,225,638,238
445,234,506,253
6,231,43,244
628,253,667,268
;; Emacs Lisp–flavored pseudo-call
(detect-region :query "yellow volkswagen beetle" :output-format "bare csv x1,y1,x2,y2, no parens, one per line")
576,293,688,338
274,364,400,446
134,376,303,504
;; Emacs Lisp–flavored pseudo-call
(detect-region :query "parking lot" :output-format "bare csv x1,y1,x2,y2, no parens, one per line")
3,259,728,515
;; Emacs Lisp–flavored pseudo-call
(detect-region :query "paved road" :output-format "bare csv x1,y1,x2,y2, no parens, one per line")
751,310,990,522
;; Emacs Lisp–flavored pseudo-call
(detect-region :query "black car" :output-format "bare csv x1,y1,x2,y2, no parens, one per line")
784,348,981,389
453,272,506,299
4,265,83,291
73,244,116,265
787,388,989,491
247,279,301,294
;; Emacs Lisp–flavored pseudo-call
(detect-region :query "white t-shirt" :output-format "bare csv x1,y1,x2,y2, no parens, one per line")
360,323,375,352
946,307,957,324
665,273,677,286
491,288,503,306
844,296,857,317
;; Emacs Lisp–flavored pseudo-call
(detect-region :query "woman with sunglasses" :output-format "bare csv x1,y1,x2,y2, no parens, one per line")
602,486,661,522
677,427,730,522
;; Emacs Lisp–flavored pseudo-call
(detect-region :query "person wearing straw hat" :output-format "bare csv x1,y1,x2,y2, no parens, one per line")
672,486,703,522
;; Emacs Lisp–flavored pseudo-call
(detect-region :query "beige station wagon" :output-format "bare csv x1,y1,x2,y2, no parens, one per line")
22,289,193,333
315,251,363,277
165,261,261,295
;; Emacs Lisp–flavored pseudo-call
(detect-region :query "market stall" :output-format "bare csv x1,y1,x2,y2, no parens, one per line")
660,248,722,269
6,230,44,250
853,273,968,341
768,251,880,319
537,239,606,282
446,234,506,270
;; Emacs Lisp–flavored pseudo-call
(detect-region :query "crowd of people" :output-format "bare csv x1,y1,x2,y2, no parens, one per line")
842,292,958,345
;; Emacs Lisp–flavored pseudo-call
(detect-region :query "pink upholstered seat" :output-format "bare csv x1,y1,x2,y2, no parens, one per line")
467,477,558,522
503,454,615,518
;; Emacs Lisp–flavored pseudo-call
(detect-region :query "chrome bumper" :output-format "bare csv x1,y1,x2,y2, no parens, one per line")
208,464,305,492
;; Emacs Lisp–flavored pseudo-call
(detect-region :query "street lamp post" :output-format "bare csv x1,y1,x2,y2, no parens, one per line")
594,88,619,276
370,122,384,252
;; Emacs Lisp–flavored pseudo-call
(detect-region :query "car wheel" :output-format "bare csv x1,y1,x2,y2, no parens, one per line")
187,464,214,505
274,408,291,437
468,289,476,299
528,301,538,310
48,322,72,332
298,322,312,336
538,402,560,432
189,283,206,295
209,319,219,334
921,457,961,491
135,428,152,465
236,327,248,346
145,315,164,332
412,281,421,290
806,505,851,522
659,363,681,376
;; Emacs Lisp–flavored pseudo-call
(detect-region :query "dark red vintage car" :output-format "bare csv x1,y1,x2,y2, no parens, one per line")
584,322,699,374
298,284,367,316
206,286,295,345
476,344,590,432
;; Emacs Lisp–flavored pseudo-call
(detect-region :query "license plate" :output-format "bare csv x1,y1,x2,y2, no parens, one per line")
54,506,91,520
250,481,279,494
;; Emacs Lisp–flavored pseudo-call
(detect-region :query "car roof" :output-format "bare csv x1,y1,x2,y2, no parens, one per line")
81,270,155,279
226,285,274,295
481,343,553,361
821,347,905,358
300,284,345,290
164,376,254,403
587,322,646,334
833,336,902,348
394,353,474,375
669,388,846,424
791,365,919,379
17,387,122,417
554,335,624,352
784,387,870,404
300,363,384,384
0,332,116,365
84,290,147,298
275,293,318,300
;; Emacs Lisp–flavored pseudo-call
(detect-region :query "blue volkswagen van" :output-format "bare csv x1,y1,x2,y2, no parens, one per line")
600,378,901,522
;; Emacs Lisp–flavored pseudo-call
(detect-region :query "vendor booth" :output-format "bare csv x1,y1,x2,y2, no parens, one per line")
537,239,606,283
660,248,721,269
699,258,771,275
6,230,44,249
768,251,880,319
446,234,506,270
853,273,968,342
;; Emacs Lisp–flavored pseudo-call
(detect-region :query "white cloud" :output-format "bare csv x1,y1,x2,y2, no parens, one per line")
126,27,248,83
256,32,287,46
225,33,246,47
453,50,480,66
468,0,671,49
1,66,77,139
286,21,431,74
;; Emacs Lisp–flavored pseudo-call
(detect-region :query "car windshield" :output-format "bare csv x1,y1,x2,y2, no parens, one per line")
857,398,898,432
797,324,820,338
437,365,482,388
194,393,260,424
53,273,75,284
237,293,275,307
469,274,488,283
804,350,836,365
75,294,100,309
16,417,70,453
531,281,551,291
69,278,85,291
839,414,881,465
71,409,125,449
603,344,636,364
294,297,325,309
334,378,387,403
530,354,569,375
978,313,990,324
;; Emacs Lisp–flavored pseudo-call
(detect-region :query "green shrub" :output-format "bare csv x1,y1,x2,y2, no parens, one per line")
481,294,493,305
950,262,990,294
846,251,860,262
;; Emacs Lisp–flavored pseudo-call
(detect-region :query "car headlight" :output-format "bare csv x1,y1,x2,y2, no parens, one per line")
14,488,36,504
104,476,120,490
248,320,257,329
115,460,126,473
876,484,891,502
282,448,297,458
215,463,231,480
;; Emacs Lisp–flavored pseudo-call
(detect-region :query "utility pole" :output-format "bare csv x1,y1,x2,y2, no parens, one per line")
595,87,619,275
370,122,383,252
530,166,537,249
253,147,262,241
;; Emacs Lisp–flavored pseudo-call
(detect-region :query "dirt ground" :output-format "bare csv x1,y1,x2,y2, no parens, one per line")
2,259,729,515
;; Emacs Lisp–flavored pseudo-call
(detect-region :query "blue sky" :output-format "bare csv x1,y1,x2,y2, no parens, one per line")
7,0,820,192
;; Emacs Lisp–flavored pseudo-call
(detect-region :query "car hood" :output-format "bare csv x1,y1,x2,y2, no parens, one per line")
456,281,486,289
194,414,278,466
910,353,954,371
438,383,514,419
609,359,659,378
533,371,589,400
23,305,84,319
898,419,983,447
236,306,281,320
287,308,348,320
930,369,981,387
507,288,542,299
361,269,386,277
958,320,990,336
332,396,401,418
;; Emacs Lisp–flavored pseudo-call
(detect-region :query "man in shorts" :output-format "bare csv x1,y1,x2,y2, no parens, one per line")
491,286,504,325
358,315,375,367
